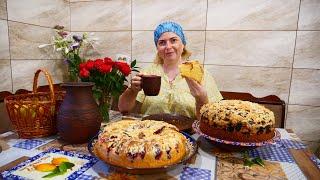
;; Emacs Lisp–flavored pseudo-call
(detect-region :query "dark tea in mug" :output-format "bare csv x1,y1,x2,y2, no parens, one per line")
141,75,161,96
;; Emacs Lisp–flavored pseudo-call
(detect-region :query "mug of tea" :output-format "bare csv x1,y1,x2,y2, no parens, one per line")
141,75,161,96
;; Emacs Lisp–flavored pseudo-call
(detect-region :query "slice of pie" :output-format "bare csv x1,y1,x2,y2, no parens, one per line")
179,60,204,84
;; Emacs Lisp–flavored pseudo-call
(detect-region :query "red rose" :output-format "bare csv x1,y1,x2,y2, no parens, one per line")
103,57,114,66
86,60,94,70
80,68,90,78
94,59,104,68
116,61,131,76
98,63,112,74
79,62,86,70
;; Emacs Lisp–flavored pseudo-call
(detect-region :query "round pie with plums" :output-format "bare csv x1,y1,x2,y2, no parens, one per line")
200,100,275,142
93,120,190,168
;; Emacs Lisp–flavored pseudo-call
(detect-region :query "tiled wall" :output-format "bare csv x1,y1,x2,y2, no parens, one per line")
0,0,319,151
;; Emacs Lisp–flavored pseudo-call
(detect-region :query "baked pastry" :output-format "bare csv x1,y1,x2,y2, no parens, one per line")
179,60,204,84
200,100,275,142
93,120,190,168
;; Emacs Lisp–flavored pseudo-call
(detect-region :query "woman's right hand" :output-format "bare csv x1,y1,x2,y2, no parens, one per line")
129,72,143,93
119,72,143,113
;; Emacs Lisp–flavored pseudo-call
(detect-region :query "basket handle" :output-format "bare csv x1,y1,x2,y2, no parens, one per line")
32,69,56,103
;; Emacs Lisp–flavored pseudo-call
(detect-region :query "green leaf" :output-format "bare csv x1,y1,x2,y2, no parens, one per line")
58,163,68,173
110,76,116,82
93,89,102,100
131,59,137,68
42,167,62,178
42,162,75,178
244,159,254,167
252,157,265,167
241,151,249,159
63,162,75,169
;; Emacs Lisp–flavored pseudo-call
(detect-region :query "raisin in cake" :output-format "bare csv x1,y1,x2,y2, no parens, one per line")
93,120,190,168
179,60,204,84
200,100,275,142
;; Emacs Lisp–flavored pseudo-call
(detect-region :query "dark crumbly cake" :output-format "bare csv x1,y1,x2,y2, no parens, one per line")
200,100,275,142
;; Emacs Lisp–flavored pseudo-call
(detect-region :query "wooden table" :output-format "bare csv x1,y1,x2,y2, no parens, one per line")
0,111,319,180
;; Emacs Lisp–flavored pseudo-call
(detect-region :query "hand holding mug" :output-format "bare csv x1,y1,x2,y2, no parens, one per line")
130,73,161,96
141,75,161,96
130,73,143,93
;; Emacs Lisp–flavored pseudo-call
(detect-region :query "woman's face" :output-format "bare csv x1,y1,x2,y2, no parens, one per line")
156,32,184,64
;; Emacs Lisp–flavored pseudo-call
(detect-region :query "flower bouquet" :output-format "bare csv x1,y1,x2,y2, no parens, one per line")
79,57,139,121
39,25,98,81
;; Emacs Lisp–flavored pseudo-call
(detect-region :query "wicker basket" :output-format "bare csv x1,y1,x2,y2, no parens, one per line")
5,69,64,138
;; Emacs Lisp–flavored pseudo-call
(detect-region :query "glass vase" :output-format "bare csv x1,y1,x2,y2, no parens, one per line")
99,93,113,122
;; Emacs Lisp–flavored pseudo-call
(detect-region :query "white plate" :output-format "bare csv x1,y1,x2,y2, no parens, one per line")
1,149,98,180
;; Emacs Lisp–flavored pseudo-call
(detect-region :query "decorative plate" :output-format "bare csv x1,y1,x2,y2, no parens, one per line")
87,131,198,175
1,149,98,180
193,120,280,147
142,113,195,132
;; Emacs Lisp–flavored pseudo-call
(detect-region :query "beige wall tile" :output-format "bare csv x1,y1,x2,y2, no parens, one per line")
9,22,61,59
128,62,153,82
11,60,67,91
185,31,205,62
207,0,299,30
205,65,291,102
70,0,131,31
0,0,7,20
294,31,320,69
298,0,320,30
132,0,207,30
205,31,296,67
70,0,92,2
287,105,320,142
0,20,9,59
289,69,320,106
132,31,205,63
0,60,12,92
127,62,153,80
7,0,70,29
81,31,131,60
132,31,156,63
136,62,153,69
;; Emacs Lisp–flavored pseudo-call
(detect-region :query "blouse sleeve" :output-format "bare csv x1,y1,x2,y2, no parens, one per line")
136,90,145,103
203,69,223,103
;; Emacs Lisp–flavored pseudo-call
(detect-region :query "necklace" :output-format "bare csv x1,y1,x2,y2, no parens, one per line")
163,68,179,83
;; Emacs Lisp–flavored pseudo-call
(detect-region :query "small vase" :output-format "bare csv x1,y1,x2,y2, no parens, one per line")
99,93,113,122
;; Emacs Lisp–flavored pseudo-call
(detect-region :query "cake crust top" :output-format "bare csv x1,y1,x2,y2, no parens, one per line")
200,100,275,133
94,120,190,168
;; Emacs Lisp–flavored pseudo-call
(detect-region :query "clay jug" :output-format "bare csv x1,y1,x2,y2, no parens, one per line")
57,82,102,144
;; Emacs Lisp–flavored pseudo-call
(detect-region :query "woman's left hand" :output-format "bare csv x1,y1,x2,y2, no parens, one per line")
185,77,208,104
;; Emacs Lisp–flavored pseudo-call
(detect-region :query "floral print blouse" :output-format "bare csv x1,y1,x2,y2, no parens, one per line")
136,64,223,118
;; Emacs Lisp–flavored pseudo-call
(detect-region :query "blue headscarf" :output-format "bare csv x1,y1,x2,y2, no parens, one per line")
154,21,186,46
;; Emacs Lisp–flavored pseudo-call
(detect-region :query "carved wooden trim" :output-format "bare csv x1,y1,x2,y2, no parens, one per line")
221,91,285,104
0,84,65,102
221,91,286,128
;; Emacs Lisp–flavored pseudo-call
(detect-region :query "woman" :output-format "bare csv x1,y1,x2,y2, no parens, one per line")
118,22,222,119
